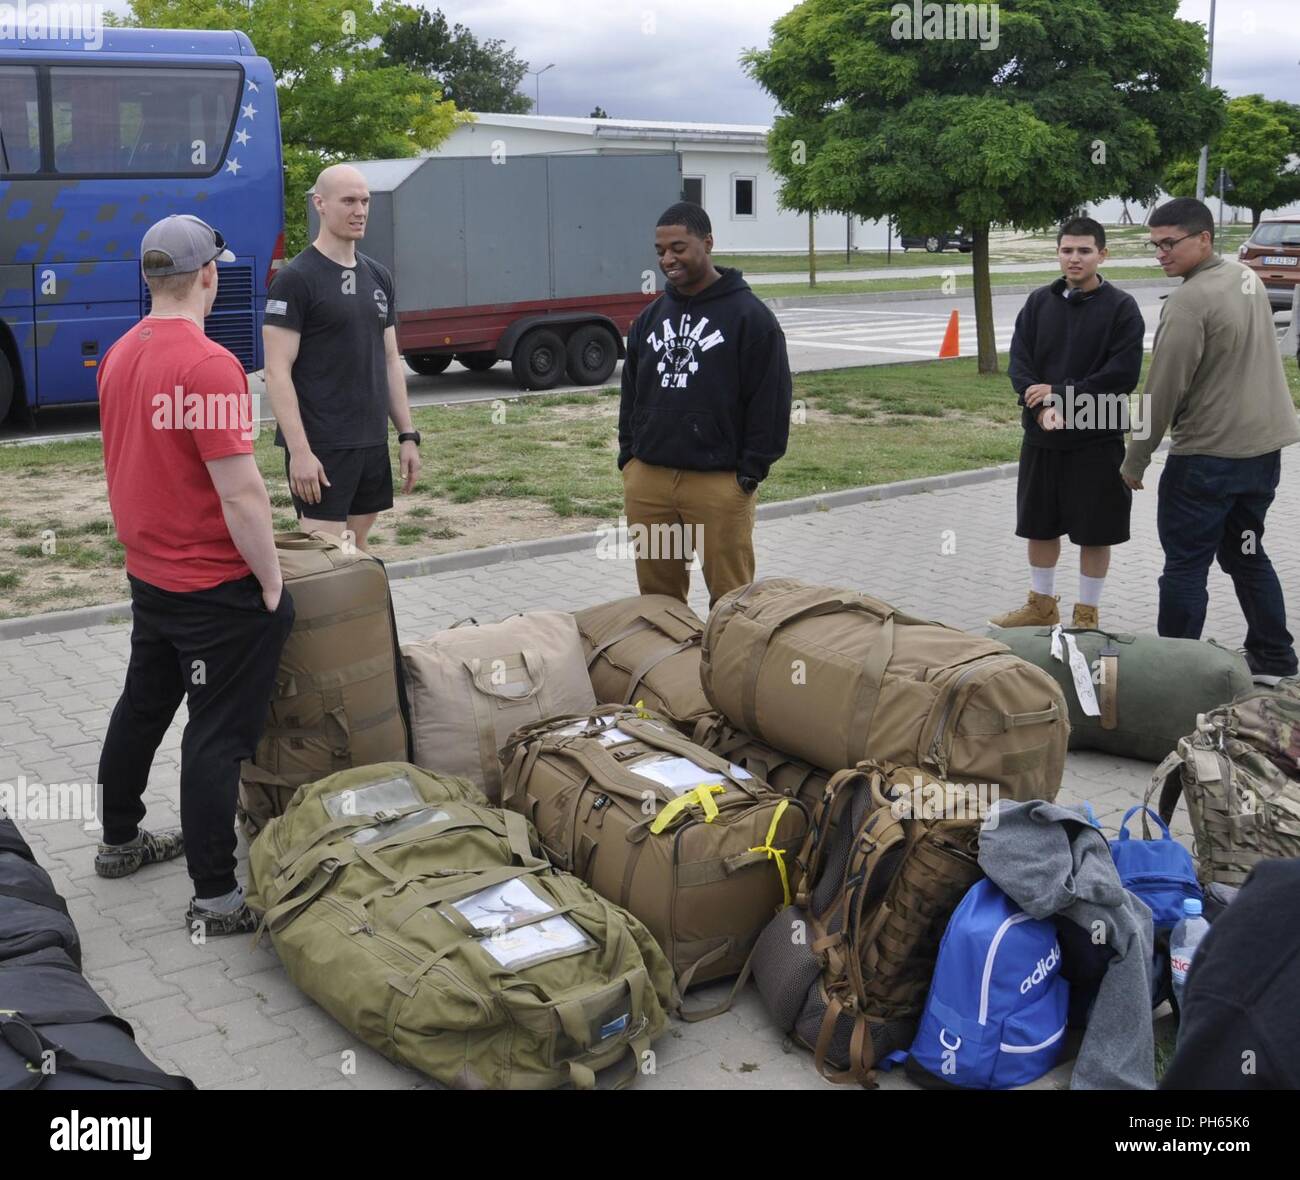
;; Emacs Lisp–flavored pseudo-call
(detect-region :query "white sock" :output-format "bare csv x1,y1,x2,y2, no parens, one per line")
1029,566,1056,596
195,885,245,915
1078,574,1105,608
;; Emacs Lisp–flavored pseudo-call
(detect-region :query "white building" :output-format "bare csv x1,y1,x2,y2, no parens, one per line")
428,113,891,254
430,114,1300,251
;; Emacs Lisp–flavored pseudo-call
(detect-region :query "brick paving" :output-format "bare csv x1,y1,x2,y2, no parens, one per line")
2,445,1297,1089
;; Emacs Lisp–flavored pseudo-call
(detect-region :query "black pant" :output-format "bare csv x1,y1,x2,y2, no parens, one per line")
1156,451,1297,676
98,573,294,897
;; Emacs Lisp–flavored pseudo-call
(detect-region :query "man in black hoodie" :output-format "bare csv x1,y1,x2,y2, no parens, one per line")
992,217,1145,630
618,202,791,606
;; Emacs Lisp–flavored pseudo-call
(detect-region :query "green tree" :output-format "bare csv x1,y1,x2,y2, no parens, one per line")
120,0,459,254
744,0,1224,373
590,106,611,119
1165,95,1300,226
381,6,532,114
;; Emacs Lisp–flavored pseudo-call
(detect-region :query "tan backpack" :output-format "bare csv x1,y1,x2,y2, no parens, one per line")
749,761,984,1085
574,595,712,733
499,707,808,997
238,533,412,837
402,612,596,802
701,579,1068,803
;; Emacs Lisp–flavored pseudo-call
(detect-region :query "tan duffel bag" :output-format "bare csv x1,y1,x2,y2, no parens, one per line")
499,707,808,995
692,714,832,821
238,532,412,837
574,595,712,733
700,579,1069,803
402,612,595,802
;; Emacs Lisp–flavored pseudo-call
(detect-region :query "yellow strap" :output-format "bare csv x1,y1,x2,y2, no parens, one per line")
634,698,652,719
649,784,725,835
748,799,792,907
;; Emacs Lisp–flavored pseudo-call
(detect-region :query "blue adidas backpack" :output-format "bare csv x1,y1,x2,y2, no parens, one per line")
1109,806,1201,933
906,879,1070,1089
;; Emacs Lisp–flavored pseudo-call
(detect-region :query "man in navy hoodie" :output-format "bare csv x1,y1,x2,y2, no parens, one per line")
991,217,1145,630
618,202,792,606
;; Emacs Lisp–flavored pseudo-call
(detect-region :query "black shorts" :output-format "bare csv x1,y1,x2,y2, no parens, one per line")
284,443,393,522
1015,438,1131,546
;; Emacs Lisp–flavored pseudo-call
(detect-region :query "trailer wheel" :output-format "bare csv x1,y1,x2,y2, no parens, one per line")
407,353,452,376
511,329,566,391
565,325,618,385
455,352,497,372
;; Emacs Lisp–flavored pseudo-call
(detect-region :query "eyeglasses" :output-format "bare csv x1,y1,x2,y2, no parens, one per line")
205,225,227,265
1144,233,1200,254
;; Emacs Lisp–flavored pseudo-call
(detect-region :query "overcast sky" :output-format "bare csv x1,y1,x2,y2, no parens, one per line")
436,0,1300,123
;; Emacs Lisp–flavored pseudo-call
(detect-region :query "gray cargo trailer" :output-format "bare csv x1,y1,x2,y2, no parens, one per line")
306,151,683,389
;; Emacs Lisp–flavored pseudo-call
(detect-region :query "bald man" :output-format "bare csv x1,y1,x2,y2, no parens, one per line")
263,164,421,548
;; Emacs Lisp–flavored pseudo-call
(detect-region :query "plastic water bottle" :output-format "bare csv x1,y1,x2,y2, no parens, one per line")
1170,898,1210,1015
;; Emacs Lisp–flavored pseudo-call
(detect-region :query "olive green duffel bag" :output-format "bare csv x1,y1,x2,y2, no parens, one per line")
246,762,673,1089
990,626,1252,764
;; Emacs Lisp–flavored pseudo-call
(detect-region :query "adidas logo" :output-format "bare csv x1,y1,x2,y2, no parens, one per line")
1019,943,1061,994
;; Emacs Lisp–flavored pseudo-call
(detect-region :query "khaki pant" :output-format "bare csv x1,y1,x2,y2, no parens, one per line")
621,458,757,607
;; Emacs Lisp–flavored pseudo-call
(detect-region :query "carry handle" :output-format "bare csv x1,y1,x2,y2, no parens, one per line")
274,531,338,551
1002,703,1060,730
465,651,546,701
1124,805,1173,842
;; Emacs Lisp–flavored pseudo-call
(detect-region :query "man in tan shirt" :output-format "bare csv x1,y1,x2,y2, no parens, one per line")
1123,198,1300,681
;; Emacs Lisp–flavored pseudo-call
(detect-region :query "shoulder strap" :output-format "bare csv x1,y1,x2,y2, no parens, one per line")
0,1012,194,1090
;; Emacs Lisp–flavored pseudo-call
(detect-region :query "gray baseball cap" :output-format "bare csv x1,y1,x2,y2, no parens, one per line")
140,214,235,276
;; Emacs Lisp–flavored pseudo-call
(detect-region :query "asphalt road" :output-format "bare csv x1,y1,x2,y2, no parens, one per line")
0,283,1203,445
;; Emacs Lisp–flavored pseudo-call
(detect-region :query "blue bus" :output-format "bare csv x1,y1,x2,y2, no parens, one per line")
0,27,283,424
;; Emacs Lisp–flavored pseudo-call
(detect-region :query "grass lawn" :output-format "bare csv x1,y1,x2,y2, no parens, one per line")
2,353,1297,618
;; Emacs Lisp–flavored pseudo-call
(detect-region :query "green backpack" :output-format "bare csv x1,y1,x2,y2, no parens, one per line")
1149,679,1300,885
247,762,674,1089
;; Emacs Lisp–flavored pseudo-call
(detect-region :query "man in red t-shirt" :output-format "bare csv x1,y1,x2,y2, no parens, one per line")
96,214,293,937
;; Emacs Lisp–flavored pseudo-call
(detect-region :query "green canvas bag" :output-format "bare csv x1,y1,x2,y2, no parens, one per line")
246,762,674,1089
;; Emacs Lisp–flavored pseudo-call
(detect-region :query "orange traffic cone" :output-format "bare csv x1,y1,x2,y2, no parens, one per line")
938,310,960,358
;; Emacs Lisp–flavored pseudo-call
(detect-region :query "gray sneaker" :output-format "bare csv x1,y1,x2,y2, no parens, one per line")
184,899,259,938
95,827,185,879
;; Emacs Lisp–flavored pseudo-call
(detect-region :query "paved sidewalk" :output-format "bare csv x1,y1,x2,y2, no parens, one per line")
2,446,1296,1090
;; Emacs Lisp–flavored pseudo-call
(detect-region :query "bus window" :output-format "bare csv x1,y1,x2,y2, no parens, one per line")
0,65,41,175
50,66,240,176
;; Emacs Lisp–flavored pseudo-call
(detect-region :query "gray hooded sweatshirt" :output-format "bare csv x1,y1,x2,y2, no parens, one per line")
979,799,1156,1090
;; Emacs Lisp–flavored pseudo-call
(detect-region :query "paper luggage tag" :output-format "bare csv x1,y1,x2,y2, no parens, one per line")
1050,624,1100,717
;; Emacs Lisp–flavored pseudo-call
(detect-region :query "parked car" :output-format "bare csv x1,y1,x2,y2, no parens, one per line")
1238,217,1300,310
899,228,974,253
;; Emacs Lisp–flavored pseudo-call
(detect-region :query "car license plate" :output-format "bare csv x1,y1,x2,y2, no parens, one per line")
1261,256,1298,266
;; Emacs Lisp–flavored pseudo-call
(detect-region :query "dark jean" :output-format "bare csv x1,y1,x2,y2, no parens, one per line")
1156,451,1297,676
97,573,294,898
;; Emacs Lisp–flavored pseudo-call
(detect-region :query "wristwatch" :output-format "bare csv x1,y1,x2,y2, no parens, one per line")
398,431,421,447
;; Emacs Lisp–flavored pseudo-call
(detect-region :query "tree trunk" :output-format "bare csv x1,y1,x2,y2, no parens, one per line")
972,222,997,374
1252,207,1262,227
808,212,816,288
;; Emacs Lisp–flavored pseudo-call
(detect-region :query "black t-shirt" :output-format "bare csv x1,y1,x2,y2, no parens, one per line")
264,245,396,449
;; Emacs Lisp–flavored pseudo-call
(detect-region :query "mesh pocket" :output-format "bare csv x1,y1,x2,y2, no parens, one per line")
750,906,823,1033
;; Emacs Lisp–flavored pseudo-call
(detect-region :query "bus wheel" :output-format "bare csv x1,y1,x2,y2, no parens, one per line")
0,353,13,424
407,353,452,376
455,352,497,372
511,329,565,391
565,325,618,385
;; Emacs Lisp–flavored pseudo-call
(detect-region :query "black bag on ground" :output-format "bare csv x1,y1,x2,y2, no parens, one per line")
0,946,194,1090
0,814,80,968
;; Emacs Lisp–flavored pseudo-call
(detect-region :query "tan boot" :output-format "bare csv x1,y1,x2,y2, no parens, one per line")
989,591,1060,628
1072,603,1099,630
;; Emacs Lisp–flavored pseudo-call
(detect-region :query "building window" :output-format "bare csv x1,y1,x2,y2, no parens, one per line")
732,175,756,219
682,175,704,205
